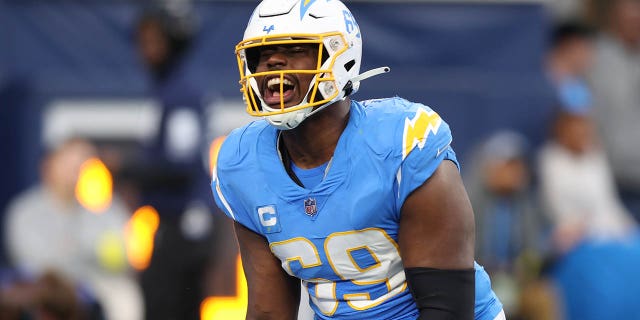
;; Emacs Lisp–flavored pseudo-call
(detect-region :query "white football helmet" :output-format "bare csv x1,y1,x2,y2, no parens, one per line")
236,0,388,130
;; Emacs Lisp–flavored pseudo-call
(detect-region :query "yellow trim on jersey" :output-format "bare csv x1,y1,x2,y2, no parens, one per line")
270,237,322,275
306,278,339,316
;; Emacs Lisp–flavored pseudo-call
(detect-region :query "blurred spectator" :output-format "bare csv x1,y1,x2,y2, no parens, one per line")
539,109,636,252
0,270,84,320
588,0,640,218
533,18,640,319
466,131,547,315
541,18,636,253
133,7,237,320
546,21,595,115
3,138,143,320
135,6,204,176
137,5,195,86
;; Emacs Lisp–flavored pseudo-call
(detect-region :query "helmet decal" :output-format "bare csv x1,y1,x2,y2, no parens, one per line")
262,24,275,34
342,10,360,38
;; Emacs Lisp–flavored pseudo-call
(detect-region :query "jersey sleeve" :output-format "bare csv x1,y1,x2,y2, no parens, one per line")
210,131,261,234
394,106,459,212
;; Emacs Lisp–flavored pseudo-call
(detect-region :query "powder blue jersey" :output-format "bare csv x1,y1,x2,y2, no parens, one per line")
212,98,502,320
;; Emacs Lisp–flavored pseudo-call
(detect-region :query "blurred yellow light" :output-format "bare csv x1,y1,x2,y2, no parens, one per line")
125,205,160,271
75,157,112,213
200,254,247,320
97,231,127,272
208,136,227,177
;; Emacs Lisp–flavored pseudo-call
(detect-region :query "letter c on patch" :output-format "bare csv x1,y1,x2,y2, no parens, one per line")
258,206,277,227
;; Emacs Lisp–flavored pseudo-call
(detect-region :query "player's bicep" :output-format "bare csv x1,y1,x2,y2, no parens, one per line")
398,160,475,269
234,221,300,319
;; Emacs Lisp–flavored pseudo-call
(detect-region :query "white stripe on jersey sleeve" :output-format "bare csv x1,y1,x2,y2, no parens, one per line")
214,173,236,220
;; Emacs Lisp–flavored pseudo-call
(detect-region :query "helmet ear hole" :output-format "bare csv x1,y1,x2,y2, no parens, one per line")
344,60,356,72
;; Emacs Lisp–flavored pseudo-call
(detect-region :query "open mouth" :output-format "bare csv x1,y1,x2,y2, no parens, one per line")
262,75,297,108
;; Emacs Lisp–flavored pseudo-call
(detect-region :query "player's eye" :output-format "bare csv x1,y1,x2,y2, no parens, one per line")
287,46,307,54
259,48,277,59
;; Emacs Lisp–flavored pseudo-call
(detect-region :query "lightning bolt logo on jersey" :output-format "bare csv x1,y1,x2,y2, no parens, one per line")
212,98,503,319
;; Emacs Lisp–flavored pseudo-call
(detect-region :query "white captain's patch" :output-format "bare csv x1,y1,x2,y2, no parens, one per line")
258,205,281,233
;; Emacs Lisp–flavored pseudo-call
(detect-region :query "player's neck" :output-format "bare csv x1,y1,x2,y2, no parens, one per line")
281,99,351,169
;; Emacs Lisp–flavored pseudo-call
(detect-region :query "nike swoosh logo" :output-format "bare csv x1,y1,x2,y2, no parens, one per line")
436,139,452,157
308,13,326,19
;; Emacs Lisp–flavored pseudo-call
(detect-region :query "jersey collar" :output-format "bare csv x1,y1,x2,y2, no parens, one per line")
257,101,363,202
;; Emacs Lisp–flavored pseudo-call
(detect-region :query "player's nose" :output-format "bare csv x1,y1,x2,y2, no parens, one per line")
266,51,287,70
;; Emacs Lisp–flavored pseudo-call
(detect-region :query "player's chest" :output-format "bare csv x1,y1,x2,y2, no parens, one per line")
250,176,398,277
252,171,397,238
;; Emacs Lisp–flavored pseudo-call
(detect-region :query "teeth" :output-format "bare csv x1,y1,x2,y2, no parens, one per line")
267,78,294,91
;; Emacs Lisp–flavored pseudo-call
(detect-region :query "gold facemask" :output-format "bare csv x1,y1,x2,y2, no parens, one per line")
235,32,349,116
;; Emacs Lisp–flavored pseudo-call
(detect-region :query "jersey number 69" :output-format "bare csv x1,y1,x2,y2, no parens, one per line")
270,228,407,316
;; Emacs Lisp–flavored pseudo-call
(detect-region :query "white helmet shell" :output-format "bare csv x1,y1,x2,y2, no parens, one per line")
236,0,363,129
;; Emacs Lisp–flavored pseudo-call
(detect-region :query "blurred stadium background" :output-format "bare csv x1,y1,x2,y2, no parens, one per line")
2,0,640,319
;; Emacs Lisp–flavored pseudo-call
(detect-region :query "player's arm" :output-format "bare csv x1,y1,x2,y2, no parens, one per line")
234,221,301,320
399,160,475,320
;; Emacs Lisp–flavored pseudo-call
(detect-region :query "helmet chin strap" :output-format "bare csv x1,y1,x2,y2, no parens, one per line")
265,107,311,130
265,66,391,130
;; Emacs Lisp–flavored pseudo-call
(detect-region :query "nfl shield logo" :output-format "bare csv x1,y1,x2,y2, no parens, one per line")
304,198,318,216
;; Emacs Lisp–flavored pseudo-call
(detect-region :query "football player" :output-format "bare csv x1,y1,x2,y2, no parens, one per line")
212,0,505,319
